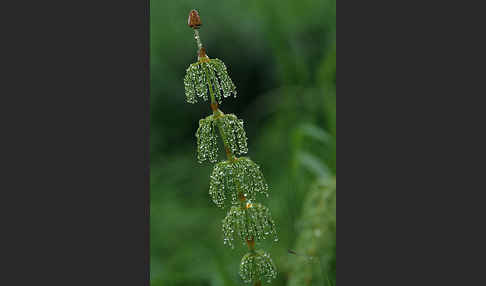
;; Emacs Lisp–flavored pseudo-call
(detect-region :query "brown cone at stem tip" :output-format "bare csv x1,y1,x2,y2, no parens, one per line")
188,9,202,29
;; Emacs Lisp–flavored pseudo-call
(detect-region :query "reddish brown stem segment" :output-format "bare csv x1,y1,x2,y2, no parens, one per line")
198,47,207,58
246,238,255,250
238,192,246,202
224,147,233,159
210,102,219,111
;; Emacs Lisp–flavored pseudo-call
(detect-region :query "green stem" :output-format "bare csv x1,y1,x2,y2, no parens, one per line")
216,119,235,161
205,64,254,256
207,81,235,162
203,65,217,105
194,29,203,50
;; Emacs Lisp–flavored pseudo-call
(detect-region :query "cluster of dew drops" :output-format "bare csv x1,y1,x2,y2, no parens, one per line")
218,114,248,155
222,203,278,249
195,114,248,164
209,157,269,208
184,59,237,104
239,250,277,284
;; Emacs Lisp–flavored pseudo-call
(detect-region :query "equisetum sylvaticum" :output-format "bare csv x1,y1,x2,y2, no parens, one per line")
184,9,278,285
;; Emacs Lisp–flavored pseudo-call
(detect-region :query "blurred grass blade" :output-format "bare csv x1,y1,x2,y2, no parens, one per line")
297,151,331,178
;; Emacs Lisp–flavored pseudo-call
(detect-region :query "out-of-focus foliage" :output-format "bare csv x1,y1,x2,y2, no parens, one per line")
150,0,335,285
287,178,336,286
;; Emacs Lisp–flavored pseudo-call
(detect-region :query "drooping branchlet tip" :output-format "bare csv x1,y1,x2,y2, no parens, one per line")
188,9,202,29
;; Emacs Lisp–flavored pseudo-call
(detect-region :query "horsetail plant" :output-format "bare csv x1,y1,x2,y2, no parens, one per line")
185,10,278,285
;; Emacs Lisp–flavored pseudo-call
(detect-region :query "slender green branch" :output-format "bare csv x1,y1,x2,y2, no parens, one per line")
203,65,217,105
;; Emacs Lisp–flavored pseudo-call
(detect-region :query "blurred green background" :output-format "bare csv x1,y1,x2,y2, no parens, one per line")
150,1,335,285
